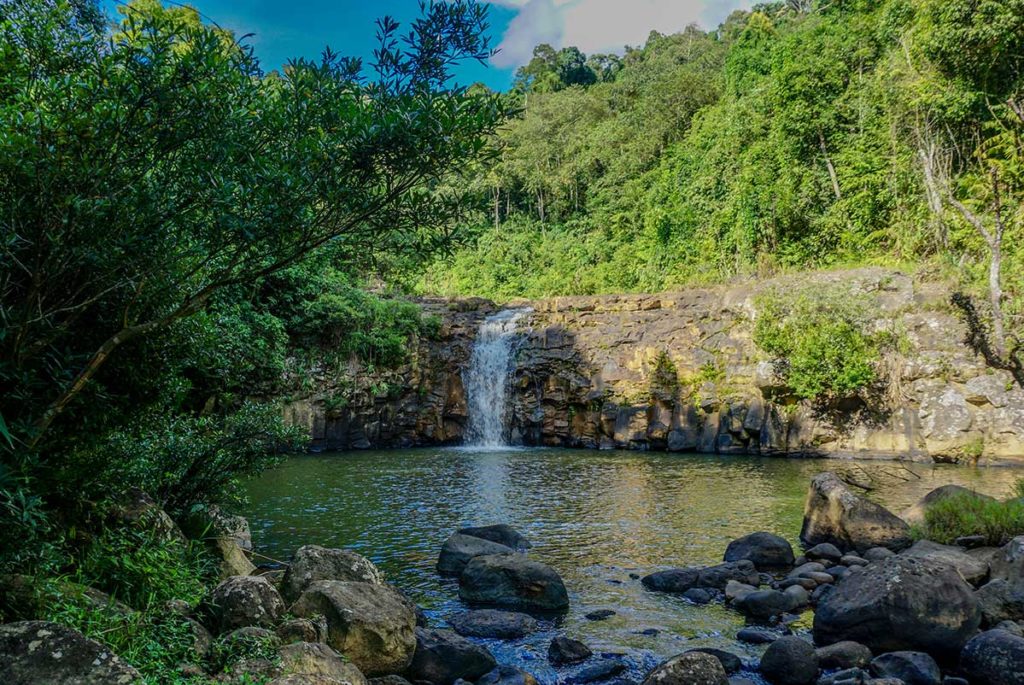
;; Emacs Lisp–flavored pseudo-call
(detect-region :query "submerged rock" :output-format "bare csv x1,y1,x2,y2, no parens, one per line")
447,609,538,639
549,636,593,665
458,524,532,551
813,555,981,655
438,534,515,577
209,575,286,633
643,652,728,685
0,621,143,684
282,546,384,602
290,580,416,676
800,473,912,553
459,554,569,611
406,628,496,685
477,665,539,685
566,659,626,684
724,532,795,570
642,561,758,594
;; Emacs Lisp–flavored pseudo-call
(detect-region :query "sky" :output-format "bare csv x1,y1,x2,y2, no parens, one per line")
101,0,753,91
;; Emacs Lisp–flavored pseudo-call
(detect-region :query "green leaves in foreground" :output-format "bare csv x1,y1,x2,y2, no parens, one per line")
916,489,1024,547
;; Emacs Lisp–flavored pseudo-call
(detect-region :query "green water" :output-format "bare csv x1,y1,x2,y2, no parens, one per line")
241,448,1021,682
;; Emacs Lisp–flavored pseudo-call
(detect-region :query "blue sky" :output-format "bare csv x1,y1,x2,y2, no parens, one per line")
101,1,752,91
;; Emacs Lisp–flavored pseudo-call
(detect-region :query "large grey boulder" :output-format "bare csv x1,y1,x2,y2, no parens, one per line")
405,628,496,685
800,472,912,553
759,637,818,685
209,575,286,633
724,532,795,570
901,485,995,525
278,641,368,684
459,554,569,611
900,539,990,586
960,629,1024,685
437,534,515,577
976,579,1024,625
282,545,384,602
290,581,416,676
458,524,531,551
0,621,143,684
642,652,729,685
813,555,981,655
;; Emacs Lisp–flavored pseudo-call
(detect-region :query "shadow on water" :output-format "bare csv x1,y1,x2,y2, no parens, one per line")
241,448,1023,683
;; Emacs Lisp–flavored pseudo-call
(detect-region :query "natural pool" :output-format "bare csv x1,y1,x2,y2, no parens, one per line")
240,448,1023,683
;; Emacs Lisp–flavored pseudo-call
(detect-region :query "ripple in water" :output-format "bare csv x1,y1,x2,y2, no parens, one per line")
241,449,1023,683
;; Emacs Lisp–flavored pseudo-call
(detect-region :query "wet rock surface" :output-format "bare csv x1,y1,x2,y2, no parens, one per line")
282,545,385,602
458,554,569,612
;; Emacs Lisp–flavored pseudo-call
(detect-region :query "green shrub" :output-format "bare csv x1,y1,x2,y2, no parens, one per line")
753,288,880,401
916,492,1024,546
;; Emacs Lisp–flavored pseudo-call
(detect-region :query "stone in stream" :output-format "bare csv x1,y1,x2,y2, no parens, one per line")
0,621,144,684
282,545,385,602
869,652,941,685
841,555,869,567
438,533,515,577
457,524,532,551
684,649,742,675
733,589,798,620
548,636,593,665
725,580,757,603
447,609,538,639
899,540,990,586
290,580,416,676
990,536,1024,584
405,628,496,685
208,575,287,633
566,659,627,684
759,636,819,685
816,641,873,670
683,588,713,605
813,555,981,655
459,554,569,612
585,609,617,621
800,472,912,553
787,561,827,578
783,584,810,608
642,568,701,593
737,627,778,644
805,543,843,563
642,652,728,685
477,665,539,685
960,629,1024,685
642,561,758,594
723,532,796,570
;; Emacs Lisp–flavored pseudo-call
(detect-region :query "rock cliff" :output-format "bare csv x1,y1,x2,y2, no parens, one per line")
283,269,1024,463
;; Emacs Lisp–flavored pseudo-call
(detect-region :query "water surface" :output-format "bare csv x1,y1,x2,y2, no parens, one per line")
241,449,1022,683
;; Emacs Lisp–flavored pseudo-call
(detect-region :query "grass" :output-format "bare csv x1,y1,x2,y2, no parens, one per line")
915,486,1024,546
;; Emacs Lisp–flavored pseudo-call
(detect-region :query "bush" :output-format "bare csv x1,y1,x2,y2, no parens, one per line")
754,288,880,401
916,492,1024,546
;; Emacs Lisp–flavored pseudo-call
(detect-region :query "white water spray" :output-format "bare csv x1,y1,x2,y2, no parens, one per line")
463,308,531,448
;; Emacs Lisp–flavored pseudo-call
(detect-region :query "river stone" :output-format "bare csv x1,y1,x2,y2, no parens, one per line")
816,642,873,670
549,636,592,665
801,473,912,553
996,620,1024,637
279,641,367,684
477,665,539,685
869,652,940,685
788,562,827,578
841,555,869,567
734,590,797,620
0,621,143,684
405,628,496,685
566,659,626,684
816,668,870,685
960,629,1024,685
724,532,796,570
290,580,416,676
900,540,990,586
901,485,995,526
991,536,1024,584
209,575,286,633
282,546,384,602
863,547,895,562
459,554,569,611
642,652,729,685
784,585,810,608
458,525,531,551
685,649,742,675
725,580,758,602
447,609,538,639
806,543,843,563
737,627,778,644
759,636,819,685
813,555,981,655
438,534,515,577
642,568,701,593
698,561,760,589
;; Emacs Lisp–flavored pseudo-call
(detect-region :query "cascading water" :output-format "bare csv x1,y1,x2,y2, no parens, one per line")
462,308,531,448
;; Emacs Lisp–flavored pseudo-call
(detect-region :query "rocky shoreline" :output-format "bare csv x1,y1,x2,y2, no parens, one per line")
4,473,1024,684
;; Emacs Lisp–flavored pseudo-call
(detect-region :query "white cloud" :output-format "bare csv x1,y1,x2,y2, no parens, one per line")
488,0,752,68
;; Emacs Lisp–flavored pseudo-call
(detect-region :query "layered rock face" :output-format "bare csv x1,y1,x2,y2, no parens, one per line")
284,269,1024,463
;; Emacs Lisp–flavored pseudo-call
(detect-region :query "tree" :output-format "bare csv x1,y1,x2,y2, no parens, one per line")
0,0,506,462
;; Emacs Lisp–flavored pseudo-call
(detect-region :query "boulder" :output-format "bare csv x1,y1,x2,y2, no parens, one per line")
788,562,827,578
279,641,368,684
724,532,796,570
806,543,843,564
685,649,742,675
900,540,989,586
642,568,701,593
458,554,569,611
447,609,538,639
548,636,592,665
901,485,995,526
863,547,895,562
438,534,515,577
960,629,1024,685
290,580,416,676
405,628,496,685
684,588,713,605
181,505,255,579
813,556,981,655
477,665,539,685
869,652,940,685
816,642,873,670
976,579,1024,625
725,580,758,602
282,546,384,603
457,525,531,551
734,590,797,620
209,575,286,633
784,585,810,608
991,537,1024,584
841,555,869,567
0,621,143,684
276,617,327,645
800,473,912,553
698,561,761,589
759,636,819,685
642,652,729,685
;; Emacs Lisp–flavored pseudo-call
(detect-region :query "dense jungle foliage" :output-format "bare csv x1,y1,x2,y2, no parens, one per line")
421,0,1023,368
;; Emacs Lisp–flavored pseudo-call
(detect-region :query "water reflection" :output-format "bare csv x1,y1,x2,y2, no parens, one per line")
241,449,1023,683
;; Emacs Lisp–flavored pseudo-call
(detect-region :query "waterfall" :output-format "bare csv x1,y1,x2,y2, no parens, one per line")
463,308,531,448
